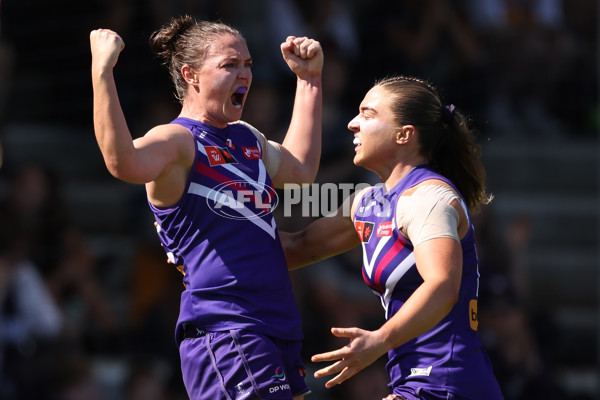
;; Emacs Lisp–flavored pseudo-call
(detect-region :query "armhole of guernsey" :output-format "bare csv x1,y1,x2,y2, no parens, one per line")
233,120,282,176
351,186,377,222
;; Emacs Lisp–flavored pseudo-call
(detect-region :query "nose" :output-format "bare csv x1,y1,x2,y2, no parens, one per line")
348,116,359,132
239,66,252,80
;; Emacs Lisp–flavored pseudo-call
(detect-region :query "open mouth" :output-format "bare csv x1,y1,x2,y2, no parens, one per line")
353,137,362,146
231,87,247,108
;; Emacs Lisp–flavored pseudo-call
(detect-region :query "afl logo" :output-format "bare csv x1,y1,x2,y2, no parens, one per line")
206,180,279,220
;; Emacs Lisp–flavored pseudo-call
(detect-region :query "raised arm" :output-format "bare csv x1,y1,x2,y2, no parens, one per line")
90,29,193,201
271,36,323,187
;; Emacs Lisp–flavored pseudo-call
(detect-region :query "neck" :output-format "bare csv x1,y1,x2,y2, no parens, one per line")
380,164,416,190
376,153,426,190
179,99,230,129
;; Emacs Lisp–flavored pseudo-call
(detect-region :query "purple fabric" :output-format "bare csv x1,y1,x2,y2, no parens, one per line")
354,165,504,400
179,329,310,399
149,118,306,398
151,118,303,343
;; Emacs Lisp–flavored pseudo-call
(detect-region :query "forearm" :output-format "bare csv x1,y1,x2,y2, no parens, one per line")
282,212,359,270
92,68,137,180
282,230,322,270
378,281,458,351
280,76,322,183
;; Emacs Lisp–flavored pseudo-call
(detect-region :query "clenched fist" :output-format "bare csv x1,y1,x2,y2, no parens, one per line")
280,36,324,81
90,29,125,73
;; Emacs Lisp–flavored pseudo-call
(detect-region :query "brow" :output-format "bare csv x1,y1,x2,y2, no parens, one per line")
360,106,377,114
222,55,252,63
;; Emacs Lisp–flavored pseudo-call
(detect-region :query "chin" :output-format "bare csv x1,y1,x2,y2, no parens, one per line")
353,154,363,167
228,108,244,122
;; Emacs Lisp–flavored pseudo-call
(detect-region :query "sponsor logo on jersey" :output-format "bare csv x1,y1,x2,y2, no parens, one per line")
376,221,393,237
469,299,479,331
268,368,290,394
242,146,261,159
205,146,238,166
355,221,375,243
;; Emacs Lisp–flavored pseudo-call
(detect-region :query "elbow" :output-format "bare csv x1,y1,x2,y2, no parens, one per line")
104,158,142,184
281,231,307,270
292,161,320,185
444,286,460,310
448,292,459,308
104,158,123,179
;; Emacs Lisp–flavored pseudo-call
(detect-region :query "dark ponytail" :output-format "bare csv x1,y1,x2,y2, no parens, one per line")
376,76,492,213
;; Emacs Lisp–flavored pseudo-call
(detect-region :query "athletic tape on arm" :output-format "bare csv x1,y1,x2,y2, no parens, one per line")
396,184,461,246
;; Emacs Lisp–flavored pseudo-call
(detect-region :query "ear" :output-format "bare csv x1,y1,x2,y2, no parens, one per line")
396,125,416,145
181,65,198,85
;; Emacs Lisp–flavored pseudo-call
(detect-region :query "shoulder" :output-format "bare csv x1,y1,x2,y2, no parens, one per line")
145,122,192,139
399,179,463,215
403,178,456,197
141,123,195,161
231,120,266,143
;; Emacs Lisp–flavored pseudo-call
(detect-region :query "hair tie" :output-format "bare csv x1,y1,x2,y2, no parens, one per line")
441,104,456,123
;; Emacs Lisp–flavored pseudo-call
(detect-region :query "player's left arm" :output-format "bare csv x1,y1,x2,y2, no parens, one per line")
310,237,463,388
271,36,323,187
311,183,465,388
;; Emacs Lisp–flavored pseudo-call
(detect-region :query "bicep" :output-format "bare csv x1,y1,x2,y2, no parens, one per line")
413,237,462,292
125,125,193,184
270,145,305,187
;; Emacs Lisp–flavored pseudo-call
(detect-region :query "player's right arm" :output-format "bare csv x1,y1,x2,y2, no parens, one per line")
90,29,192,187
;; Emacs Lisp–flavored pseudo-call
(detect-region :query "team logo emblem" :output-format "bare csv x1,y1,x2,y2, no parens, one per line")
205,146,238,166
355,221,375,243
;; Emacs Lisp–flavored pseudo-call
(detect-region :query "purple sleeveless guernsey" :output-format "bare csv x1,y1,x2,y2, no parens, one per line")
353,165,503,399
150,117,303,344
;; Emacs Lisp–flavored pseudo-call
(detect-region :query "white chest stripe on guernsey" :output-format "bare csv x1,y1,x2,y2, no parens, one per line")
188,182,277,239
362,235,391,279
380,252,415,318
191,141,276,239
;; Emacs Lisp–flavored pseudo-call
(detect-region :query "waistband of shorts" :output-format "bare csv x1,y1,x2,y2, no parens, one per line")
181,323,206,340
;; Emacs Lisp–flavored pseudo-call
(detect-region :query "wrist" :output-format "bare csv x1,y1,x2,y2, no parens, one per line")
296,74,322,89
376,325,396,354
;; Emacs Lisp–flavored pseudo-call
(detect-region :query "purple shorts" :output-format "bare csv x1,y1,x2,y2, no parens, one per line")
392,387,470,400
179,328,310,399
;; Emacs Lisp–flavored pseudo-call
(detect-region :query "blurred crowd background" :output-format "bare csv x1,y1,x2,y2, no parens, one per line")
0,0,598,399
